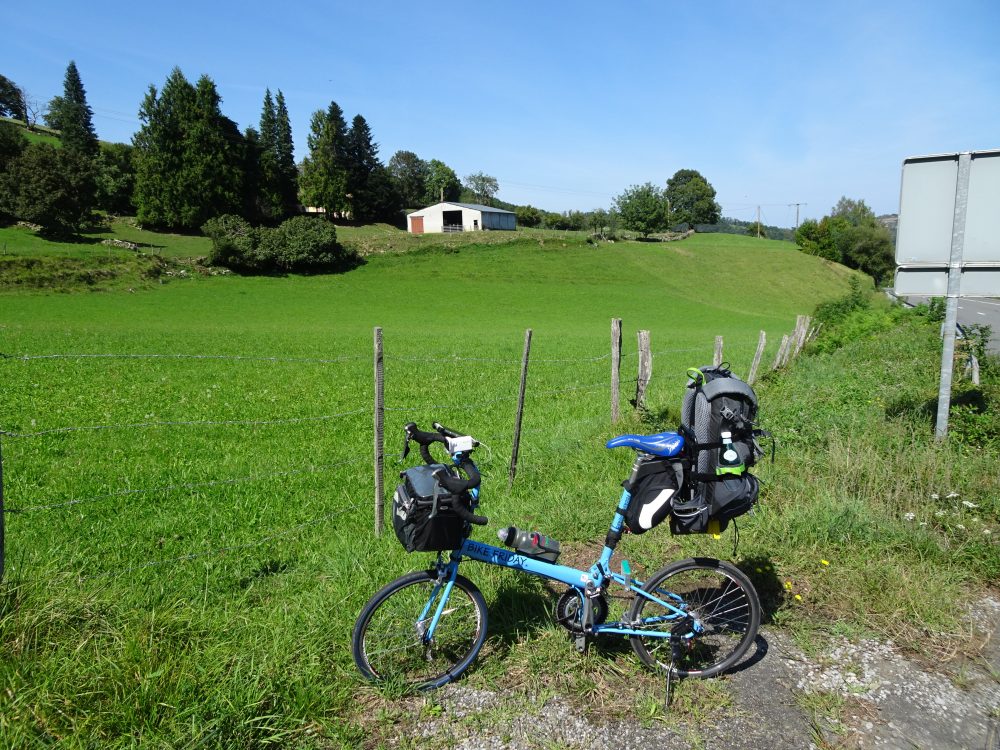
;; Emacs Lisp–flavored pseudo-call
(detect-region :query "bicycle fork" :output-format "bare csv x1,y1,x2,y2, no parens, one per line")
415,565,460,654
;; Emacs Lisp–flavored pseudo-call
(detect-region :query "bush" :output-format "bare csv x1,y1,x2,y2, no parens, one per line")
262,216,348,272
202,215,259,270
202,214,359,274
810,278,907,354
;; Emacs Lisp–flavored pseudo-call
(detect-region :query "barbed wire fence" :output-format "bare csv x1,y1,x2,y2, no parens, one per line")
0,316,811,585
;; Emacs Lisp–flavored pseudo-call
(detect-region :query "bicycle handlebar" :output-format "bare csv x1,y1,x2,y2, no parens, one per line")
402,422,485,522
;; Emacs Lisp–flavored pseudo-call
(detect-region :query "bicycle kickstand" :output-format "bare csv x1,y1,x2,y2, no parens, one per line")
663,645,679,711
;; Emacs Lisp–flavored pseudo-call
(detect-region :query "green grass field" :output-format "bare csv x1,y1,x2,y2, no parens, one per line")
2,229,994,747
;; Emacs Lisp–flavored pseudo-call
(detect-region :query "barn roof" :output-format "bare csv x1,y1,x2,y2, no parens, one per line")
408,202,515,216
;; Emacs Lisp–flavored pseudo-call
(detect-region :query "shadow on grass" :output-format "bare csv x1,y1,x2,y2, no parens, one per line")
486,576,553,651
735,555,785,626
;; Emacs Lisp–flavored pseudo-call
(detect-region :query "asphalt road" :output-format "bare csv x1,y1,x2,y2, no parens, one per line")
900,295,1000,353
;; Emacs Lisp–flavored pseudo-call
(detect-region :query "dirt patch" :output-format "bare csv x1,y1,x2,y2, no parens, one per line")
381,598,1000,749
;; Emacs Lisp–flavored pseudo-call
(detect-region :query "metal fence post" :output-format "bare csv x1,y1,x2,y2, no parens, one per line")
936,152,973,440
509,329,532,487
373,327,385,535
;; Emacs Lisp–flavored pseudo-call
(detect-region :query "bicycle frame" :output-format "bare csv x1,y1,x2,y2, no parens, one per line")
419,486,697,643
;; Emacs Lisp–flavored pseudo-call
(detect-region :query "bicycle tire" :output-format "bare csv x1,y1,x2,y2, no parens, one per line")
352,570,488,690
628,557,760,678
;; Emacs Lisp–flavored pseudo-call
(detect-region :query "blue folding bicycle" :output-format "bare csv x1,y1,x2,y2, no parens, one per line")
351,421,761,690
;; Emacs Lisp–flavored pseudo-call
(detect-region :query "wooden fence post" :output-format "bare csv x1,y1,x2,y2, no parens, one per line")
611,318,622,424
509,329,532,487
0,435,5,584
714,336,724,366
373,327,385,536
747,330,766,385
635,330,652,411
772,334,790,370
793,315,810,357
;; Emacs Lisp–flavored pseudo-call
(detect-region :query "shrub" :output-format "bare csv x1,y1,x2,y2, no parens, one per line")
263,216,348,272
202,214,259,271
202,214,359,274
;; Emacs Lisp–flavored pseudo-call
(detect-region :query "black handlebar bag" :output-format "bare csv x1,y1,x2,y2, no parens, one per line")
392,464,468,552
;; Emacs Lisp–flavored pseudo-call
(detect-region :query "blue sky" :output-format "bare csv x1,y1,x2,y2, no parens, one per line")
4,0,999,224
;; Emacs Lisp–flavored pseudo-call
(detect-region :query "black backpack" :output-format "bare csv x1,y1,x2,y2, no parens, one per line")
675,365,767,534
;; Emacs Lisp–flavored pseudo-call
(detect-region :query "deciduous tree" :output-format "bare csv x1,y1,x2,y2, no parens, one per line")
423,159,460,204
94,142,135,214
0,75,25,120
0,142,96,234
614,182,669,237
665,168,721,228
388,150,428,208
463,171,499,205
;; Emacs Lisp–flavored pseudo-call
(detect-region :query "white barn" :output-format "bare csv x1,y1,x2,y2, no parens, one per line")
407,202,516,234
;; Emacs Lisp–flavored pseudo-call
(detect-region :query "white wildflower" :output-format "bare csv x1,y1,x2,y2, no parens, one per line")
946,492,960,499
935,510,946,517
904,512,916,521
957,524,966,531
985,529,993,536
920,522,928,527
961,501,978,509
931,493,940,500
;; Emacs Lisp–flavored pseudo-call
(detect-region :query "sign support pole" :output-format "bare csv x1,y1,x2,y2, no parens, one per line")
934,152,972,440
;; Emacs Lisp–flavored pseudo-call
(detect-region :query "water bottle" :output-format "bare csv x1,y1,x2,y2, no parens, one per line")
716,431,744,475
497,526,560,562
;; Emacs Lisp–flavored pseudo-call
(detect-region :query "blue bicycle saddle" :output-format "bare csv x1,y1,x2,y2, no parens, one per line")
605,431,684,457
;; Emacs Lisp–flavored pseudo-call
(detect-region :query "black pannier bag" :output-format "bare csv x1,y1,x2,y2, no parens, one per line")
670,474,760,535
624,457,684,535
392,464,467,552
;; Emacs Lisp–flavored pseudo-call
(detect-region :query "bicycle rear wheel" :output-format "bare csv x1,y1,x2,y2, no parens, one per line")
628,557,760,678
352,570,487,690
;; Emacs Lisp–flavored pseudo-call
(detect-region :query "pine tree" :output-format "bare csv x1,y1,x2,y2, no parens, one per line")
299,101,349,218
344,114,399,223
49,61,99,156
273,91,298,216
133,68,246,229
254,89,297,222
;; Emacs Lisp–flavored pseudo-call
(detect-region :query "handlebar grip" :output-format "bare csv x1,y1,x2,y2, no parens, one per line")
433,422,462,439
451,501,488,526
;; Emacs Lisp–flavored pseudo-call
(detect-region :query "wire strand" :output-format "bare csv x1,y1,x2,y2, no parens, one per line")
0,408,370,439
4,457,369,513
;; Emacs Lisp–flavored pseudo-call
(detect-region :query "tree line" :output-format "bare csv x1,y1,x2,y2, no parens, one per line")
795,198,894,285
0,65,497,235
1,64,894,283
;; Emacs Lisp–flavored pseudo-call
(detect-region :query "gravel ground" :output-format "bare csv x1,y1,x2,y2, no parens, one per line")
393,597,1000,750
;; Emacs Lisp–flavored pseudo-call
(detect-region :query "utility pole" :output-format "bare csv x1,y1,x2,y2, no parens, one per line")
756,206,761,238
789,203,807,230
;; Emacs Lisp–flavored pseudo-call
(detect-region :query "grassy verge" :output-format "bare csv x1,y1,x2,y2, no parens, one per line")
744,289,999,658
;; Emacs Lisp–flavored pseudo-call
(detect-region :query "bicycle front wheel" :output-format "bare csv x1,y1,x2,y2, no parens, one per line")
628,557,760,678
352,570,488,690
